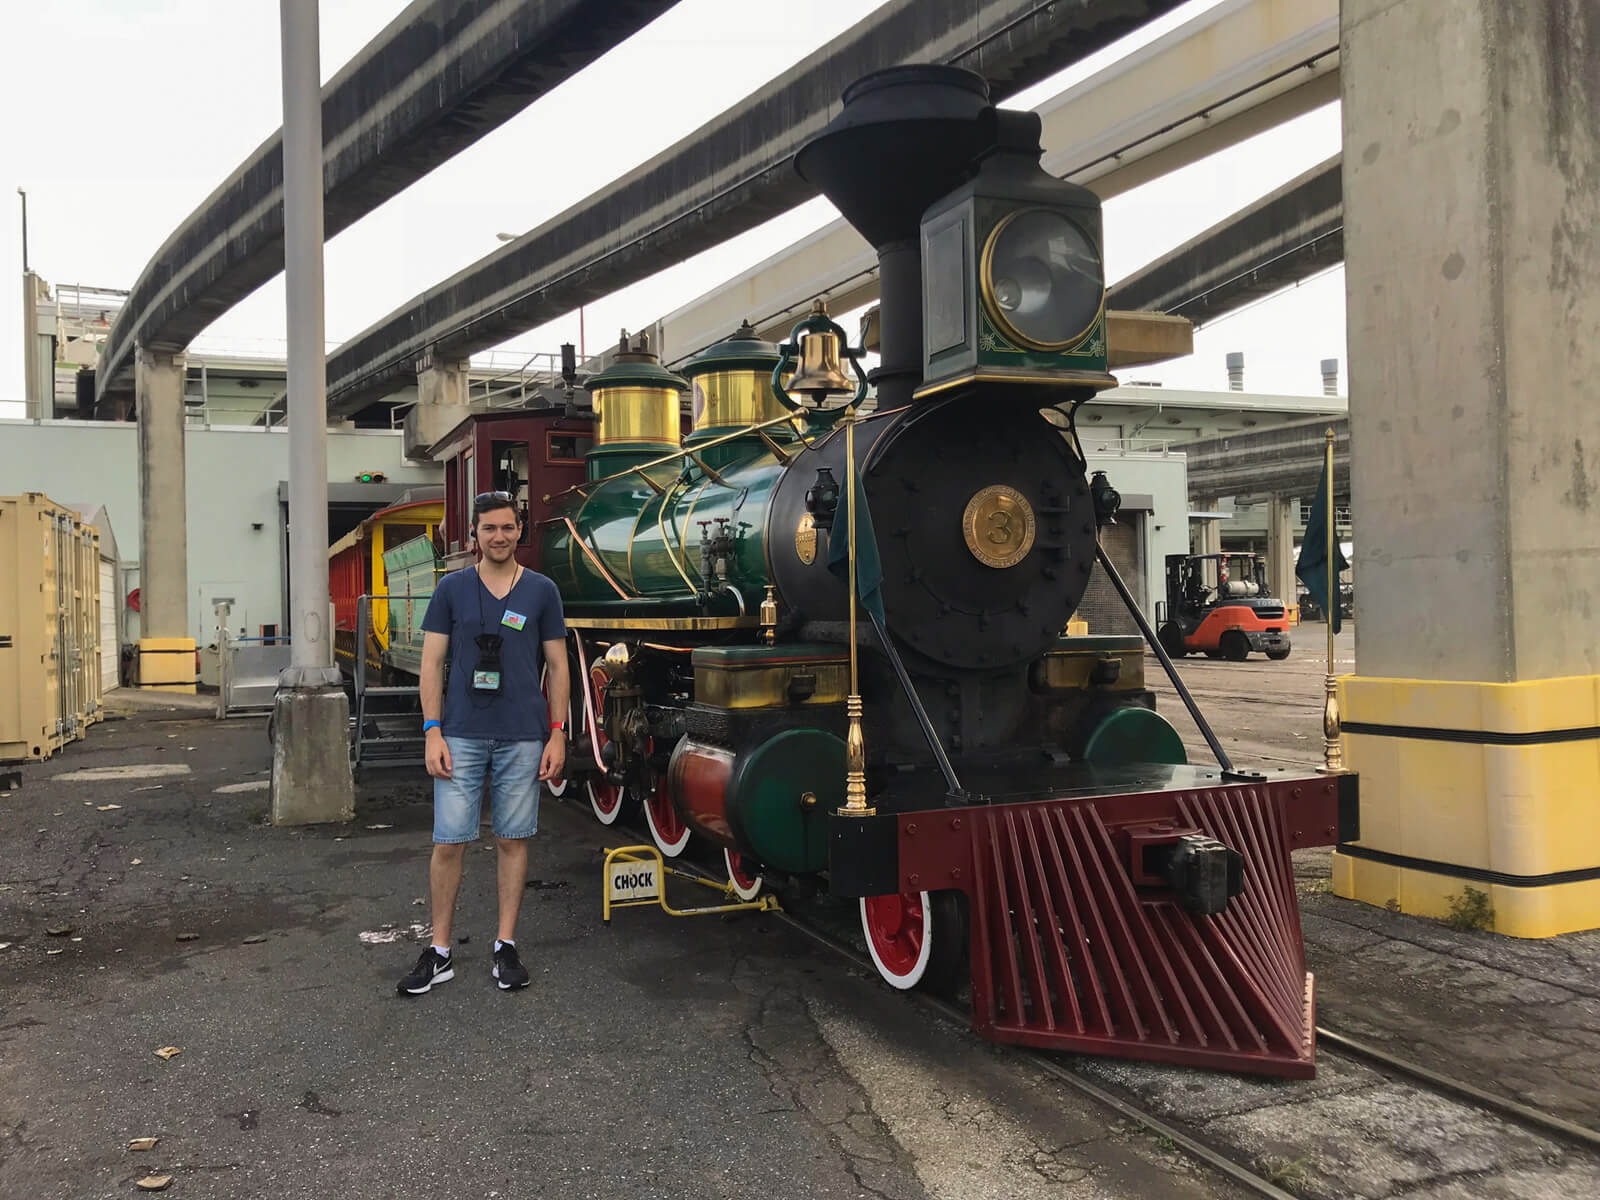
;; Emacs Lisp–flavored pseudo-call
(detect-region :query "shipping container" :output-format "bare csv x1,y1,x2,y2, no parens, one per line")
1,493,102,761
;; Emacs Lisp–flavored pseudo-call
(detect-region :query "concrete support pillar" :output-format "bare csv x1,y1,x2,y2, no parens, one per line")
1336,0,1600,935
21,272,50,421
1263,496,1297,610
270,688,355,825
1192,501,1222,558
271,0,353,827
135,345,195,692
403,350,471,460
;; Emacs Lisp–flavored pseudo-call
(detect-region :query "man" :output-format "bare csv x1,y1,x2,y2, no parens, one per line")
397,490,569,996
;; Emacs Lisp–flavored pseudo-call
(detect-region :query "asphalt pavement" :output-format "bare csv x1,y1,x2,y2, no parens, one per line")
0,702,1240,1200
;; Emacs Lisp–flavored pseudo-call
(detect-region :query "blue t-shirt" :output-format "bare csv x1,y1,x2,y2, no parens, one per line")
421,566,566,741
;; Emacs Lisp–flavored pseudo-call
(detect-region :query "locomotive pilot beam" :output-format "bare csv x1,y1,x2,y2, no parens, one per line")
372,64,1358,1079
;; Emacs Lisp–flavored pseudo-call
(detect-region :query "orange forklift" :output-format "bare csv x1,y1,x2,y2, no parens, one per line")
1156,553,1291,662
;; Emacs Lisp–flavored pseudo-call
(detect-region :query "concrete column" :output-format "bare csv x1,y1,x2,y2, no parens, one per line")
21,272,48,421
1263,496,1297,609
1336,0,1600,935
134,345,195,692
402,350,471,460
271,0,353,827
1192,500,1222,558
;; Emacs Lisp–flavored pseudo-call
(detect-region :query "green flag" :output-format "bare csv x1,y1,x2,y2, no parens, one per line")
826,468,885,626
1295,466,1349,633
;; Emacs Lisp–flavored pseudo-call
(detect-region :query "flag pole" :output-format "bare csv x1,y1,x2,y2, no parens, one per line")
1320,426,1344,774
841,406,873,816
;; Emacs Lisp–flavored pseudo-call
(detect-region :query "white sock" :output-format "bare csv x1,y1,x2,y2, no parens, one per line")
494,939,514,953
431,944,451,958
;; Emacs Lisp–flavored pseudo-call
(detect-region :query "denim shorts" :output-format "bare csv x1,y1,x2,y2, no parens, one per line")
433,736,543,843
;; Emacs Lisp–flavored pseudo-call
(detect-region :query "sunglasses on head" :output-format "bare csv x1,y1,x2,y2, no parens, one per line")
474,490,514,506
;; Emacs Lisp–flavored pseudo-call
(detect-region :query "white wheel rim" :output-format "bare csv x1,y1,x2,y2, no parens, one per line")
725,847,763,902
860,892,934,990
586,779,626,825
644,782,691,858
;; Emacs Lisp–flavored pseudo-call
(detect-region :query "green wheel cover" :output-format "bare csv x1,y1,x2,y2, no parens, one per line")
1081,707,1187,766
728,728,844,874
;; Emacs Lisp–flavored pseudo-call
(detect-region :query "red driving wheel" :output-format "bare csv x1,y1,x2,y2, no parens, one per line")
724,847,763,901
643,763,690,858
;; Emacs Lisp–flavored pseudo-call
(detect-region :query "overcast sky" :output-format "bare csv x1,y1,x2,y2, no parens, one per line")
1,0,1344,420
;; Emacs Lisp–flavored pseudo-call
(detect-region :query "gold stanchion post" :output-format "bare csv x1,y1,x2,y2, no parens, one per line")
841,409,873,816
1320,426,1344,774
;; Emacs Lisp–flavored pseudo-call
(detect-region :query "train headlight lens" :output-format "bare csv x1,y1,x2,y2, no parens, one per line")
982,209,1103,351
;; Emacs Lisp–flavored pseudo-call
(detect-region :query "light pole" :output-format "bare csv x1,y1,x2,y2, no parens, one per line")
17,188,28,273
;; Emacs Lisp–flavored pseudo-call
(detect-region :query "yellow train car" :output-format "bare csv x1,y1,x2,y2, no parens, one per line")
329,498,443,677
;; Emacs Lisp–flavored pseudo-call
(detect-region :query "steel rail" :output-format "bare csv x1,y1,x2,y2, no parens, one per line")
1315,1026,1600,1155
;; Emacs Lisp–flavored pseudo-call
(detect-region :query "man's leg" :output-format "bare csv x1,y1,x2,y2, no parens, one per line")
430,842,467,944
495,836,528,944
398,739,486,995
428,736,489,947
487,739,542,989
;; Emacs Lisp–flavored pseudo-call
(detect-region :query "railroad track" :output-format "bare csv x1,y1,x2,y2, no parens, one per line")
1313,1026,1600,1155
559,789,1600,1196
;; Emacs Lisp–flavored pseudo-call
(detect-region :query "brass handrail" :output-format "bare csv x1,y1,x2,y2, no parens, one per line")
537,516,634,600
547,411,818,502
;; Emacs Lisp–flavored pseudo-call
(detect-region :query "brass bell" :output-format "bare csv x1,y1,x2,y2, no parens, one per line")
787,302,854,399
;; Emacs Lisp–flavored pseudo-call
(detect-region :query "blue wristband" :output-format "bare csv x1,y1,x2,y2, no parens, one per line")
422,719,441,734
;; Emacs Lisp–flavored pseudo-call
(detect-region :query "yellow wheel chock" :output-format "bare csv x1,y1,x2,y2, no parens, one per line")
601,845,781,924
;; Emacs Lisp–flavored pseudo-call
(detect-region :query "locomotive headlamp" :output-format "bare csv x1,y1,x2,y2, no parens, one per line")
915,109,1115,398
982,209,1103,351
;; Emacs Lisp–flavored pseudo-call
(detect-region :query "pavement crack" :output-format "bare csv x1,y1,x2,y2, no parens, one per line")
739,983,921,1198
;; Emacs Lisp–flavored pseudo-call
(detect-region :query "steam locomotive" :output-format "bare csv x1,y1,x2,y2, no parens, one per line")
394,66,1357,1077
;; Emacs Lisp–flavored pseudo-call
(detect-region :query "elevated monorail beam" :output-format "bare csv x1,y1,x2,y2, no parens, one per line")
323,0,1191,418
1108,153,1343,325
645,0,1339,370
1185,417,1351,503
94,0,677,417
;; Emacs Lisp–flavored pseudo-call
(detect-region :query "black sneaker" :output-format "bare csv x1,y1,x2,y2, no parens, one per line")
492,942,529,990
397,947,454,995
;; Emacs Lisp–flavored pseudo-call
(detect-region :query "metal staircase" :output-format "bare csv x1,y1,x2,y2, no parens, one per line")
349,596,424,776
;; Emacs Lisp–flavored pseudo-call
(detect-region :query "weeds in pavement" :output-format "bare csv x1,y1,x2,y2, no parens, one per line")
1443,886,1494,932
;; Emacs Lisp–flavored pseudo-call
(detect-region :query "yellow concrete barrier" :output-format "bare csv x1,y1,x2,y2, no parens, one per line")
1332,673,1600,937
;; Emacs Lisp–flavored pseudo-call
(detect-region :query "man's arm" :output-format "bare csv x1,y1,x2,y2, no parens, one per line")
421,631,452,779
539,638,569,782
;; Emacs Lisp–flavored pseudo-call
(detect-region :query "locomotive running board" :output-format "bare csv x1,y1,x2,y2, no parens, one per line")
841,772,1347,1078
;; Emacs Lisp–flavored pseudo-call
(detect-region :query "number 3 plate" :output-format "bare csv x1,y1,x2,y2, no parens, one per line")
962,484,1036,569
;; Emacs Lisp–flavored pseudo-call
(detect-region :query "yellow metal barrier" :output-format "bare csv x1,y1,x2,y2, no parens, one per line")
601,845,780,924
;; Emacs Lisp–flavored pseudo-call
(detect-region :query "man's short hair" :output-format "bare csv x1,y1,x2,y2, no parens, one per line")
471,490,520,530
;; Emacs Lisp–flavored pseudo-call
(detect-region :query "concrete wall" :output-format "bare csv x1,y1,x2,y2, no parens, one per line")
1083,448,1190,617
0,420,439,644
0,421,1182,641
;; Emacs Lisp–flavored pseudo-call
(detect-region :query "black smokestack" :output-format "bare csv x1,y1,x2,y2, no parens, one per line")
795,66,991,409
